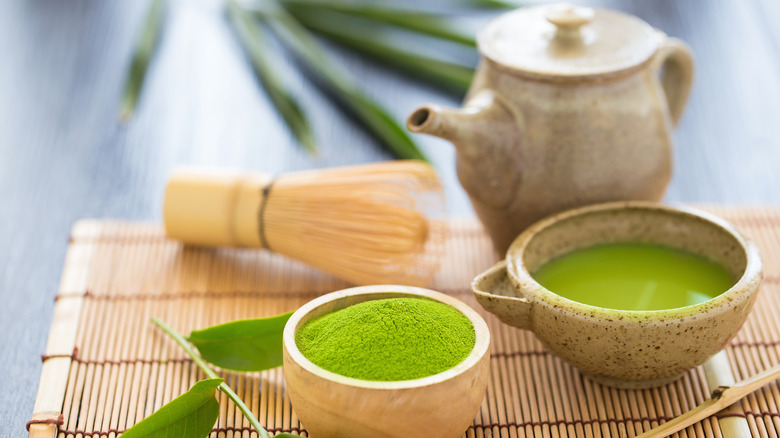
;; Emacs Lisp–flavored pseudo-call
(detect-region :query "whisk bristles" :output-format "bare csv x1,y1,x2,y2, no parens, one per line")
264,161,446,286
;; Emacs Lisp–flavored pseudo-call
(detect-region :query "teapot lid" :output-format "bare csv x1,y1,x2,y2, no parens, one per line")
478,3,659,79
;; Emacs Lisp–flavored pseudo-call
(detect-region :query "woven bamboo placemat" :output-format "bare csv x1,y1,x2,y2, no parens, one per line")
27,207,780,438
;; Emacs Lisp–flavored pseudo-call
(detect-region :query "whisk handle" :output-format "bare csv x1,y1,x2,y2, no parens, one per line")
164,167,273,248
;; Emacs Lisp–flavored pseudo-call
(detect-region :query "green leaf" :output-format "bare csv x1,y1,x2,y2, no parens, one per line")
287,8,473,94
251,2,429,161
282,0,476,47
344,93,428,161
189,312,293,372
152,318,272,438
120,0,167,121
121,378,222,438
226,1,318,154
274,435,300,437
450,0,524,8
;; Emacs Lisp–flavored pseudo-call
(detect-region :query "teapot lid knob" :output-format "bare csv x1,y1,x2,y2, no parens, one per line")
478,3,660,78
546,4,595,31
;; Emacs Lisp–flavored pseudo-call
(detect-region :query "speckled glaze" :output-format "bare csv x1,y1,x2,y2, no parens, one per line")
472,202,763,388
407,4,694,253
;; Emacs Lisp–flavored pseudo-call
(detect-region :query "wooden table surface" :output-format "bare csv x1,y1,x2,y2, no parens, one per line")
2,0,779,436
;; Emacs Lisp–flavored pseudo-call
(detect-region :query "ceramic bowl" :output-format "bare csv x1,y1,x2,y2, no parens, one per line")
283,285,490,438
472,201,763,388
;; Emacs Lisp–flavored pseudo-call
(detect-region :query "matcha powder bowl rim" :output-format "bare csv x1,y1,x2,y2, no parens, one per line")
282,285,491,390
506,201,764,321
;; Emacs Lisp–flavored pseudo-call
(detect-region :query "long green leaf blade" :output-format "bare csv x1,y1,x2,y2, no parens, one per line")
288,9,473,93
189,312,293,372
283,0,476,46
345,93,428,161
121,378,222,438
227,1,317,154
443,0,523,8
251,2,428,161
120,0,167,121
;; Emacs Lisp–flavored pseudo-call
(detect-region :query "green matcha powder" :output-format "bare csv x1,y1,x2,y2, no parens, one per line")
296,297,476,381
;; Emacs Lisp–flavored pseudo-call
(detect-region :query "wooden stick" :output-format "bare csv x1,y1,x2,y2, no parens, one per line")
702,352,753,437
636,361,780,438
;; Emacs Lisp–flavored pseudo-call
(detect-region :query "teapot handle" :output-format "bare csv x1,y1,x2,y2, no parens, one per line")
652,37,694,126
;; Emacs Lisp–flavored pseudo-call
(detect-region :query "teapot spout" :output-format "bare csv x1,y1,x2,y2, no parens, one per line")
407,104,474,145
406,91,516,157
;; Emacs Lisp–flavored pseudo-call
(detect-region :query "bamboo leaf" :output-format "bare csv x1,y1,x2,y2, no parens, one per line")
345,93,428,161
251,2,428,161
287,8,473,94
120,0,167,121
446,0,523,9
189,311,293,372
282,0,476,46
121,378,222,438
227,1,318,154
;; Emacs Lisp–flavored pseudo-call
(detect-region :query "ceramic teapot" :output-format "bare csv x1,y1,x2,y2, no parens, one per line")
407,4,693,253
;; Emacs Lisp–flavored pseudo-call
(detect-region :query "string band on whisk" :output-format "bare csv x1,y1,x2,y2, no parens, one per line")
258,178,277,252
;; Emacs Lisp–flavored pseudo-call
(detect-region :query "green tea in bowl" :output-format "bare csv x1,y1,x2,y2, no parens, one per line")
532,243,733,311
295,297,475,381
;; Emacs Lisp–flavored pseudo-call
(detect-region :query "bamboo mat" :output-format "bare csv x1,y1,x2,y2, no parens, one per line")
27,206,780,438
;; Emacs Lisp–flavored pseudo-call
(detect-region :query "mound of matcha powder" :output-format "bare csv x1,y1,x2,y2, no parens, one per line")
296,297,476,381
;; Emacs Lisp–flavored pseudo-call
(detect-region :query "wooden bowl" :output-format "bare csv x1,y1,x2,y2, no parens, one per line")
282,285,491,438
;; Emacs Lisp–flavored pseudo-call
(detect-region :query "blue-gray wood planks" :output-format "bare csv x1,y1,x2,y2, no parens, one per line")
2,0,779,436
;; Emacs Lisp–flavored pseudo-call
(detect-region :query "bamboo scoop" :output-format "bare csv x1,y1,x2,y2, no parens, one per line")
163,161,446,286
636,361,780,438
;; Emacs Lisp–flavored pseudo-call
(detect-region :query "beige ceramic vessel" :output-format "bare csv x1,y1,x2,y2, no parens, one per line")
472,202,762,388
408,4,694,253
283,285,491,438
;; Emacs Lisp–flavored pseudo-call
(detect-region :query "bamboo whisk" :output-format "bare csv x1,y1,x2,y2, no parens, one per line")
163,161,446,286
